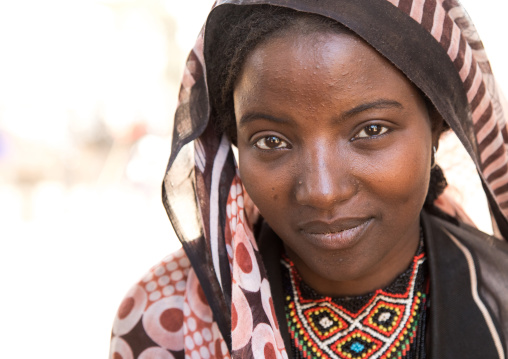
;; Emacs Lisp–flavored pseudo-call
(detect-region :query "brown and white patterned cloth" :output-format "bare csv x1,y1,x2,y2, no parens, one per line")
110,0,508,358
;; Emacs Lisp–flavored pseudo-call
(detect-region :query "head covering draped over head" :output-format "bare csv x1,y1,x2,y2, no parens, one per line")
156,0,508,357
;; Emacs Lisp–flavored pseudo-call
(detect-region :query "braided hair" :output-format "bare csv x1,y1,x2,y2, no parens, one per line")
205,4,449,214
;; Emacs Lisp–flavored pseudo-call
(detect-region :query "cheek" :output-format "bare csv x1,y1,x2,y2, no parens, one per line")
361,140,431,206
238,153,288,211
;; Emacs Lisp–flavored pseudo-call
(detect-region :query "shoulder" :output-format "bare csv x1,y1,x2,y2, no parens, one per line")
110,248,190,358
426,212,508,259
425,212,508,283
424,213,508,355
110,248,229,359
425,213,508,343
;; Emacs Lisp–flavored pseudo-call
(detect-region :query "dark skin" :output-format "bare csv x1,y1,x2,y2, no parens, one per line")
234,30,442,297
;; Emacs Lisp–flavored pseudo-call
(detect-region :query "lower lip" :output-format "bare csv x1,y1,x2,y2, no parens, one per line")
301,219,373,251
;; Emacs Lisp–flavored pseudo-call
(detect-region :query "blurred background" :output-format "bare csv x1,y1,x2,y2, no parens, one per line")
0,0,506,357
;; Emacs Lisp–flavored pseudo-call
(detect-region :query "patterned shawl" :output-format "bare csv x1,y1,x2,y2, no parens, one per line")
112,1,508,358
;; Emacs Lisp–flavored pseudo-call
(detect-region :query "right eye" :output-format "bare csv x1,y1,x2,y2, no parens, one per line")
254,135,290,150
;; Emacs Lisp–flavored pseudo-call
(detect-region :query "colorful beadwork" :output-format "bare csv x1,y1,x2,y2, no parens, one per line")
283,251,428,359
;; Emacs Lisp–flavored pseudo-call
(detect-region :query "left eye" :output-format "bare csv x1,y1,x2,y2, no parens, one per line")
254,135,289,150
355,124,389,139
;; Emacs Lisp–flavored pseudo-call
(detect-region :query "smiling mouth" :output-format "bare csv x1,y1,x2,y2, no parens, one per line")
300,218,373,250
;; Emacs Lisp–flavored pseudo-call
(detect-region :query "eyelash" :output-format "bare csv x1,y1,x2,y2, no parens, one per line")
253,135,290,150
353,124,390,140
252,123,390,150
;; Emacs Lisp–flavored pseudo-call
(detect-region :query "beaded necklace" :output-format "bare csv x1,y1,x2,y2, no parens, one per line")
282,245,428,359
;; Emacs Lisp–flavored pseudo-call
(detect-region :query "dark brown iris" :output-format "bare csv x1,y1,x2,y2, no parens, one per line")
365,124,383,136
265,136,282,148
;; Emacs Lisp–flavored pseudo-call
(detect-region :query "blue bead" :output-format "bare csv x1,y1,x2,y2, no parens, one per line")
351,342,365,353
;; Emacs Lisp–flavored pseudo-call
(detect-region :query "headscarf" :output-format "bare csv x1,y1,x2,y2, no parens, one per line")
162,0,508,357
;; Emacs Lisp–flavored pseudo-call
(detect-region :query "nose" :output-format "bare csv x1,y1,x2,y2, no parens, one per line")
295,145,357,210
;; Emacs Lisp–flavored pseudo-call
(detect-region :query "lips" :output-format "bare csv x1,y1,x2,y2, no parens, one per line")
298,217,373,250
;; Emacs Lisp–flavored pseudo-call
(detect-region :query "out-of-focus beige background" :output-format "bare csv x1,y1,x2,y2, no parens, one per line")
0,0,505,357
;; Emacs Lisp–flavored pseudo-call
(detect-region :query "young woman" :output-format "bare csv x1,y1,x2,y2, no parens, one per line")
110,1,508,358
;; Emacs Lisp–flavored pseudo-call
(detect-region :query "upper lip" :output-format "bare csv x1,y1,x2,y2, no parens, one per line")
299,217,371,234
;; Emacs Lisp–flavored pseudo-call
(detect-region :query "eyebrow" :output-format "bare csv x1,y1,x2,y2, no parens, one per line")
238,99,404,126
238,113,290,127
342,99,404,120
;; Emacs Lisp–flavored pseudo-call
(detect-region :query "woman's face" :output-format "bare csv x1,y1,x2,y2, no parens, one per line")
234,29,435,296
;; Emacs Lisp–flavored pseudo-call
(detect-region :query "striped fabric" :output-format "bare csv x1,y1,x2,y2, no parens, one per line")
159,0,508,357
387,0,508,212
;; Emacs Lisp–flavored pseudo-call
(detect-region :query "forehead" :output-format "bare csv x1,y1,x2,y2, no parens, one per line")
235,30,423,113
